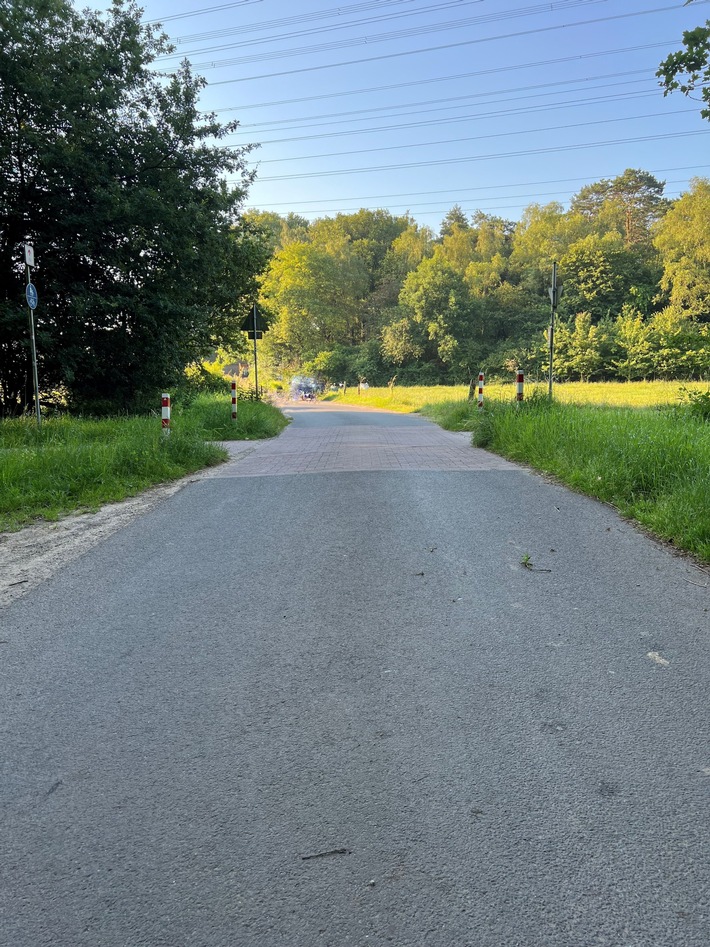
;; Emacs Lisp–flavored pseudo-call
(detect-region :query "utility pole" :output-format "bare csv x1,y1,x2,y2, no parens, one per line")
548,261,558,399
24,244,41,426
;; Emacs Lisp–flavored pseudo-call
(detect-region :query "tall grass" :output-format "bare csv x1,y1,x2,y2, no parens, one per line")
467,398,710,562
177,393,289,441
0,395,288,531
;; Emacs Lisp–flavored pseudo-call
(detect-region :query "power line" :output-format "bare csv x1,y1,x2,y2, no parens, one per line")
168,0,425,41
375,188,691,218
204,4,706,80
241,165,710,206
168,0,600,65
164,0,487,57
252,108,699,165
208,39,672,91
237,88,664,148
144,0,264,26
254,129,710,181
235,72,653,132
246,185,691,218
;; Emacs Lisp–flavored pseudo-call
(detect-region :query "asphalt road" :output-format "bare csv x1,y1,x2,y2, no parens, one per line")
2,404,709,947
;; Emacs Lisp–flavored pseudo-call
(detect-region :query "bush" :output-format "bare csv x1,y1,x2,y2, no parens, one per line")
679,386,710,422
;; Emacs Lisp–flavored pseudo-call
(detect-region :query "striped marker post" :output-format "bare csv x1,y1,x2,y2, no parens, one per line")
516,371,524,402
161,393,171,435
477,372,484,409
231,380,237,421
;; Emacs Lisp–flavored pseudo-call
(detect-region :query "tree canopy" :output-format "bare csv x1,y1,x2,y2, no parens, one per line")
255,167,709,386
0,0,265,414
658,10,710,121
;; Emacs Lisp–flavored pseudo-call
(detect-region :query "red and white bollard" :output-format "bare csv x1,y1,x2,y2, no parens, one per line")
516,371,524,402
161,393,171,434
231,380,237,421
477,372,484,409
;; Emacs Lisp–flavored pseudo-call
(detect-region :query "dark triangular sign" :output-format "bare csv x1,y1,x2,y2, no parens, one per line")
241,306,267,333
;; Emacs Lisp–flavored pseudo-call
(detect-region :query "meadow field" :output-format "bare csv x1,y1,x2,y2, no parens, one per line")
325,380,710,412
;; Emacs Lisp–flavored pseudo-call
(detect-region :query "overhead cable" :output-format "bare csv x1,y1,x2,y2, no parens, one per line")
254,129,710,181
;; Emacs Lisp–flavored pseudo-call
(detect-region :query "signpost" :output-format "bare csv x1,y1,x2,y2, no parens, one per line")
241,304,267,400
24,244,41,426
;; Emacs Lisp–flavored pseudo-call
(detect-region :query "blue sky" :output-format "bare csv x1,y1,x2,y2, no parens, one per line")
127,0,710,231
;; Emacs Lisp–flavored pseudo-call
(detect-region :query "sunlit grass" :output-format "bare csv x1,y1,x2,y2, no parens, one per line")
324,380,710,412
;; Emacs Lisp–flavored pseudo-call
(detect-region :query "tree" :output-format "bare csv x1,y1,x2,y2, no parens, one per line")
394,256,482,376
509,202,588,290
0,0,262,414
371,222,433,323
653,178,710,320
470,211,515,262
658,14,710,121
559,232,658,323
439,205,470,238
648,307,707,378
242,210,309,255
612,306,653,381
570,169,669,246
433,226,479,275
330,209,410,287
260,237,369,366
552,312,608,382
326,209,411,338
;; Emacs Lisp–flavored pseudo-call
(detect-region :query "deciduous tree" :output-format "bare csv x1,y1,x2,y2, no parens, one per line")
658,13,710,120
652,178,710,320
0,0,262,414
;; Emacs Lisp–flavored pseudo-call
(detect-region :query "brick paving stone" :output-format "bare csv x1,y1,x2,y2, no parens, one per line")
207,416,518,478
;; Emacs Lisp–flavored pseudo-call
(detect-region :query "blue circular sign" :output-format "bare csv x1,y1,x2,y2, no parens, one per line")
26,283,38,309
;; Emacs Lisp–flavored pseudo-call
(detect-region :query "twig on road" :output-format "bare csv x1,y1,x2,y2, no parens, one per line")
302,848,351,861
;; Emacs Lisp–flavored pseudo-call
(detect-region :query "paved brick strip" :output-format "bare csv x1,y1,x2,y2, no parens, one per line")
208,422,518,477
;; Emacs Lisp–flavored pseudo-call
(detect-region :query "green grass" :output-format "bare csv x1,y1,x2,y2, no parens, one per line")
177,393,289,441
458,397,710,562
0,395,288,532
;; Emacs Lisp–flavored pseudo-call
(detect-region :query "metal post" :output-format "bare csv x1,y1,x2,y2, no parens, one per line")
477,372,484,409
231,380,237,420
161,393,171,435
25,260,41,426
252,302,259,400
516,371,524,402
548,261,557,400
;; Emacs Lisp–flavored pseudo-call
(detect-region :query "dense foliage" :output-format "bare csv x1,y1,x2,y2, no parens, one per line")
252,169,710,386
657,6,710,122
0,0,266,416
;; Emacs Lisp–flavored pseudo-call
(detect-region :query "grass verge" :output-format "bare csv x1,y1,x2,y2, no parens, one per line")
432,396,710,563
0,395,288,532
176,393,289,441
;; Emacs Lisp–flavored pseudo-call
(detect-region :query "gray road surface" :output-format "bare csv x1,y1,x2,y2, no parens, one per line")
2,403,709,946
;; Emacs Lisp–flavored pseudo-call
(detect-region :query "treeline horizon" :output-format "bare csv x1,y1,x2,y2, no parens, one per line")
3,1,709,417
249,168,710,387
